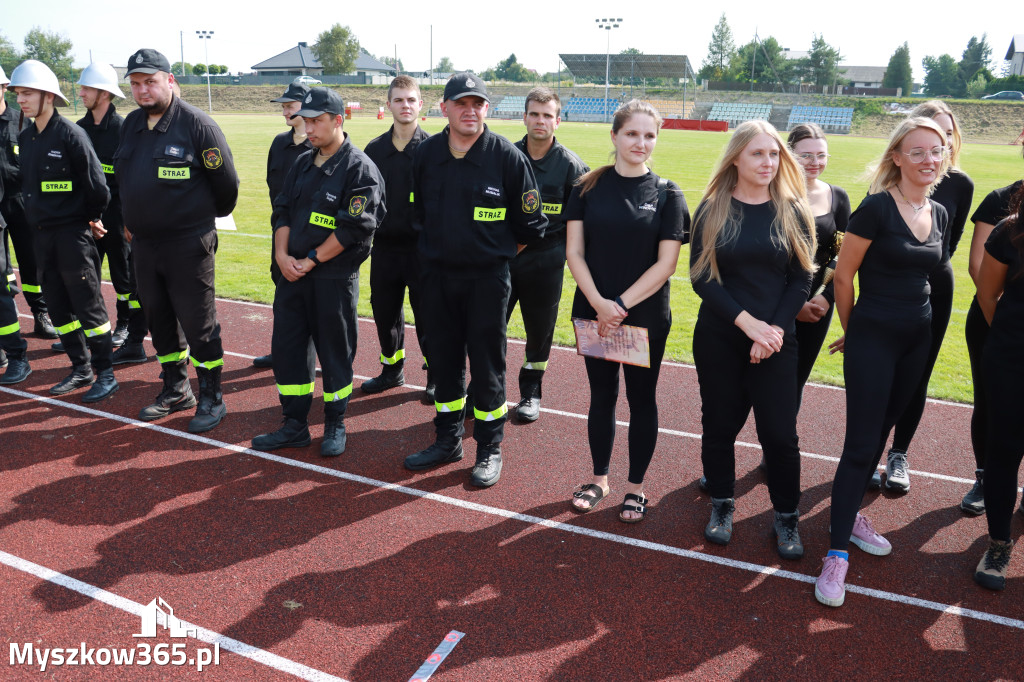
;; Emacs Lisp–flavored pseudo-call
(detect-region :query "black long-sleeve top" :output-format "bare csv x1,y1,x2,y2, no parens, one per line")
364,124,429,252
514,135,589,247
76,104,123,203
930,168,974,258
690,199,813,335
267,128,313,229
0,104,30,196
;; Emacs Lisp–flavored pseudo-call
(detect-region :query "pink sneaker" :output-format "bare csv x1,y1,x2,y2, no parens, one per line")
850,513,892,556
815,555,849,607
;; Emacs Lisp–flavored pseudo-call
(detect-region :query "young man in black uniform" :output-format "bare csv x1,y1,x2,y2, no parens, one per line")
116,49,239,433
10,59,117,402
362,75,431,400
510,87,589,422
404,73,547,487
76,62,148,365
0,65,56,339
251,87,385,456
251,81,313,370
0,171,32,385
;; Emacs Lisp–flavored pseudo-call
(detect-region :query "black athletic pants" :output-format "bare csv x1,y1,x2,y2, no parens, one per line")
421,266,511,447
369,248,426,368
584,333,667,484
829,309,931,550
506,240,565,399
965,298,990,470
132,230,223,371
891,262,954,452
795,307,834,402
35,225,112,371
694,315,802,513
0,223,27,359
271,273,357,422
982,335,1024,542
2,195,47,314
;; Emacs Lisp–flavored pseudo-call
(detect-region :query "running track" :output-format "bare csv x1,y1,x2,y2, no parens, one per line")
1,278,1021,681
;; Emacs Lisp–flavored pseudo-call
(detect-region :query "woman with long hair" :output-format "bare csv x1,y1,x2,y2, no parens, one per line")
564,100,689,522
881,101,974,492
815,117,950,607
689,120,816,559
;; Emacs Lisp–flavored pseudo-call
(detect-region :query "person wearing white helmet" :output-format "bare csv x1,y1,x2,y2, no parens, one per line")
0,63,57,340
10,59,117,402
76,62,148,366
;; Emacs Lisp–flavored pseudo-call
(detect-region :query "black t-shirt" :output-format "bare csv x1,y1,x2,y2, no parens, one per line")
847,192,947,319
565,169,689,336
972,180,1023,227
811,183,851,304
690,198,813,334
930,169,974,257
984,219,1024,348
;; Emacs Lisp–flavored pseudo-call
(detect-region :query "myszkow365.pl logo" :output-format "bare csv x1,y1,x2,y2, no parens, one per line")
9,597,221,673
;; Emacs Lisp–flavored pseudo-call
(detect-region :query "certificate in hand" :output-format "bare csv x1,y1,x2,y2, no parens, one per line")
572,318,651,368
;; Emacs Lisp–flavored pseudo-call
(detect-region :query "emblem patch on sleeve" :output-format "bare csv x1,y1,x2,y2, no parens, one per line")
202,147,223,170
522,189,540,213
348,195,367,216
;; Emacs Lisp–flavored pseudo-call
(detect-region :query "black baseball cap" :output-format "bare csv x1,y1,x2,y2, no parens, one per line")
443,72,489,103
126,49,171,76
291,87,345,119
271,82,310,103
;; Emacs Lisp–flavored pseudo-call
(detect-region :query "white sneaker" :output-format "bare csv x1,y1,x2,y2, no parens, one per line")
885,449,910,492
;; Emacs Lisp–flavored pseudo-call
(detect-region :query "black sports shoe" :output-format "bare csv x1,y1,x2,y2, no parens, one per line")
704,497,735,545
975,538,1013,591
34,311,57,339
51,341,65,353
470,444,503,487
111,321,129,348
772,511,803,560
321,415,346,457
404,436,463,470
252,418,311,451
50,365,94,395
360,365,404,394
960,470,985,516
515,396,540,423
0,356,31,385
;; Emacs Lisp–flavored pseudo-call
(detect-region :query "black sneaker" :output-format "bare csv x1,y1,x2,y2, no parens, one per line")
0,356,31,385
138,386,197,421
470,444,503,487
49,365,94,395
514,396,540,423
704,497,735,545
360,366,404,394
868,469,882,491
975,538,1013,591
321,415,346,457
111,343,149,365
111,321,129,348
960,470,985,516
252,418,311,451
34,311,57,339
404,436,463,471
51,341,65,353
773,511,803,560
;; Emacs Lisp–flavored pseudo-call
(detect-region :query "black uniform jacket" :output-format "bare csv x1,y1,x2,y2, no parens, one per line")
513,135,589,245
364,124,430,251
114,96,239,241
273,133,386,278
412,124,547,273
77,104,123,202
18,112,109,229
0,104,30,196
267,128,313,227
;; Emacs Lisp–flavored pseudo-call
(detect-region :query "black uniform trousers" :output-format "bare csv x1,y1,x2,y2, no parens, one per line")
828,309,931,550
506,239,565,398
422,266,511,446
369,248,426,367
982,335,1024,541
0,223,27,359
35,225,112,371
965,298,990,470
694,315,802,513
90,202,142,331
795,307,835,404
2,195,47,314
891,261,954,451
132,230,223,369
271,273,357,421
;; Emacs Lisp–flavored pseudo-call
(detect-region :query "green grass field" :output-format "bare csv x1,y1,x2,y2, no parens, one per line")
97,114,1024,403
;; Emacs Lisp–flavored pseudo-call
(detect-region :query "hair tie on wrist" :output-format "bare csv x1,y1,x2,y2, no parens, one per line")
615,296,628,311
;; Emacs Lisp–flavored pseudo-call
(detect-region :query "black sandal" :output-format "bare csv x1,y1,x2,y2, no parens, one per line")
570,484,609,513
619,493,649,524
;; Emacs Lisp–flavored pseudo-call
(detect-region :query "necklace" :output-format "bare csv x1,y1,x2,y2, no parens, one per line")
895,184,926,214
448,142,469,154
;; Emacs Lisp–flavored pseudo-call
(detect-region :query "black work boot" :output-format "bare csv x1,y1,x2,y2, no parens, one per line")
321,414,346,457
111,320,129,348
404,435,463,470
704,497,735,545
50,364,95,395
139,361,196,421
0,355,31,384
252,354,273,369
360,361,404,394
111,342,149,365
82,367,119,403
772,510,803,560
188,365,226,433
961,470,985,516
252,417,311,451
470,443,503,487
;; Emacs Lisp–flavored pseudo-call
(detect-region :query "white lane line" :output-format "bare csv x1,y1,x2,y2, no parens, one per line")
1,386,1020,633
0,550,347,682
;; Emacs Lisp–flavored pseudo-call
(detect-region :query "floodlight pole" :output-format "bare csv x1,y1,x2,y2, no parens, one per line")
596,18,622,123
197,30,214,113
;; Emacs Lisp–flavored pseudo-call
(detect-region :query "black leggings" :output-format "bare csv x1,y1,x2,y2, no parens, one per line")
983,336,1024,541
795,307,834,401
892,262,954,452
829,309,931,550
584,333,666,485
965,298,990,470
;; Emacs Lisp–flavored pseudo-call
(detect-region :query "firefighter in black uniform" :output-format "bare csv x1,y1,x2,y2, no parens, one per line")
116,49,239,433
362,75,431,400
404,73,547,487
76,62,148,365
0,65,56,338
251,87,385,456
251,81,313,370
0,168,32,384
10,59,117,402
510,87,589,423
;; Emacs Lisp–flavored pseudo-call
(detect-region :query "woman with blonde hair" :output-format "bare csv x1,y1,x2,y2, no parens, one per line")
565,100,689,522
816,117,950,607
689,120,815,559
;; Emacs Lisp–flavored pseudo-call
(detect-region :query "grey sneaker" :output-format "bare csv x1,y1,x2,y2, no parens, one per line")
885,449,910,492
772,511,803,560
704,497,735,545
960,470,985,516
975,538,1013,591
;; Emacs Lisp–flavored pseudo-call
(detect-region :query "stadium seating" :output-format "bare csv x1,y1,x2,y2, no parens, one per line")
491,95,524,118
643,98,695,119
707,103,772,128
786,106,854,133
562,97,621,121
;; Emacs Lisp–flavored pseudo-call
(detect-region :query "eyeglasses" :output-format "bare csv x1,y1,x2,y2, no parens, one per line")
796,153,830,163
900,147,948,163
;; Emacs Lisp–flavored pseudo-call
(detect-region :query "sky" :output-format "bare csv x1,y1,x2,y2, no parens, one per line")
3,0,1018,83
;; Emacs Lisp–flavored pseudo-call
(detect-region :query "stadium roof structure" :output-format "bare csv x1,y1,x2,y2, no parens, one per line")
558,53,694,81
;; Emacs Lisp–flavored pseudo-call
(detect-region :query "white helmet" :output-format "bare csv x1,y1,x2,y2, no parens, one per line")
77,62,123,98
0,65,9,86
9,60,70,106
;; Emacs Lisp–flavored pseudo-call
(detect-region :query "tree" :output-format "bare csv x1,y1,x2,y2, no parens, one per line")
882,43,913,95
192,63,207,76
0,31,20,78
435,57,454,74
698,13,736,82
492,53,530,82
733,35,793,85
171,61,193,77
23,27,73,75
313,24,360,75
620,47,643,56
922,54,961,96
959,34,993,84
966,72,988,98
218,65,230,75
799,34,843,87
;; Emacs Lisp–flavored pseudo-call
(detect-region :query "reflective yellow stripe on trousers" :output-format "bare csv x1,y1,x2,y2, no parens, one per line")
380,349,405,365
278,383,314,396
435,396,466,413
324,384,353,402
474,403,509,422
157,350,189,364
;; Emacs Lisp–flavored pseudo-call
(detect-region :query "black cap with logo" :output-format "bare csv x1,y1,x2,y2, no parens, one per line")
125,49,172,76
271,82,311,103
291,87,345,119
443,72,489,103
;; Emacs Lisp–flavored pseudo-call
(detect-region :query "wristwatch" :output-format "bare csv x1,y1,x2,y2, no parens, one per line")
307,249,321,265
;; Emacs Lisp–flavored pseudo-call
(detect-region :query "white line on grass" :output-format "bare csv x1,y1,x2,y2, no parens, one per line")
1,385,1020,633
